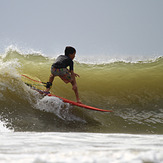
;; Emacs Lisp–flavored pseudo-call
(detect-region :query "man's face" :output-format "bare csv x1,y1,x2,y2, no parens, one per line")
70,52,76,60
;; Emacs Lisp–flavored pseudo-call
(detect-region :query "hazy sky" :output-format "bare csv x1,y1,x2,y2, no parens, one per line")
0,0,163,57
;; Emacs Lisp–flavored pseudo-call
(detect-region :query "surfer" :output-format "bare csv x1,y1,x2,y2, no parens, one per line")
45,46,81,103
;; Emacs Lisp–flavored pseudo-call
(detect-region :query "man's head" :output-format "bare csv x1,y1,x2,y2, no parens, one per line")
65,46,76,60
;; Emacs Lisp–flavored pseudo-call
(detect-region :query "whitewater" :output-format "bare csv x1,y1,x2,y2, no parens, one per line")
0,47,163,163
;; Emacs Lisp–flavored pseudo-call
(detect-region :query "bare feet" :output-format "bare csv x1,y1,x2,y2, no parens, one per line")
77,99,82,104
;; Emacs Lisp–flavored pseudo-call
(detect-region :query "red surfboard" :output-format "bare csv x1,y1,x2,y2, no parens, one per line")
47,93,112,112
21,74,112,112
26,85,112,112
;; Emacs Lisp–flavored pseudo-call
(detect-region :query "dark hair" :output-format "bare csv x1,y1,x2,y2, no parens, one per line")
65,46,76,56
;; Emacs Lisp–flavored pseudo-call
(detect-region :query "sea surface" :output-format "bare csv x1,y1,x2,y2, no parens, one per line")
0,47,163,162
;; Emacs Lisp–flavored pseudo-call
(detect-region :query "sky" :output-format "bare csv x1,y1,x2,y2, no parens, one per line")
0,0,163,58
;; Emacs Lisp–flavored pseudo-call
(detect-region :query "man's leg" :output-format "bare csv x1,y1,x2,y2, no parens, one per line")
71,79,81,103
45,74,55,92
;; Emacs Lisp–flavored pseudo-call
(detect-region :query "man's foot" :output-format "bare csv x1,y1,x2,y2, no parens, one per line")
77,99,82,104
43,91,50,95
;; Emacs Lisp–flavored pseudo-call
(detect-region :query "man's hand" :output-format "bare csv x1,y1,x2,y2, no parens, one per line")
74,73,80,77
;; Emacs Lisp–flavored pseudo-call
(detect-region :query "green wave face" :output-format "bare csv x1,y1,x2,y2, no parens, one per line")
0,49,163,133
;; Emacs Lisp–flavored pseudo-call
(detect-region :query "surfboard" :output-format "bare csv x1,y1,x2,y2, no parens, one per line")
48,93,112,112
21,74,112,112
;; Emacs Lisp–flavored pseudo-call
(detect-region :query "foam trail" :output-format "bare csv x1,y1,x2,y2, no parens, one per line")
35,96,86,122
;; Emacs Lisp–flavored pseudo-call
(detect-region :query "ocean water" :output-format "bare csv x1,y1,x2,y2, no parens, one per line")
0,47,163,162
0,131,163,163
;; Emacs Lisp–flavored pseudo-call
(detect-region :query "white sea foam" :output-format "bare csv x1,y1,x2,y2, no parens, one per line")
0,121,12,132
1,45,161,65
35,96,69,118
3,45,45,57
35,96,85,122
0,54,21,80
0,133,162,163
75,54,161,64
